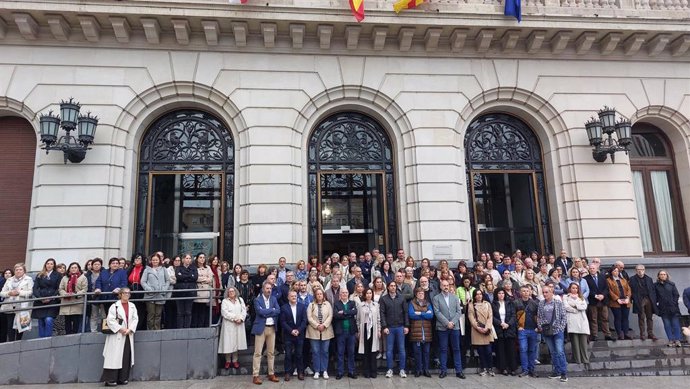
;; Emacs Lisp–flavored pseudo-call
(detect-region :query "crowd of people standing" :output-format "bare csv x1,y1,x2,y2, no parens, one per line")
1,248,690,386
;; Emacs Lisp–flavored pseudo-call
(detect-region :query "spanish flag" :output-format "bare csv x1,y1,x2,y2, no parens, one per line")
349,0,365,22
393,0,425,13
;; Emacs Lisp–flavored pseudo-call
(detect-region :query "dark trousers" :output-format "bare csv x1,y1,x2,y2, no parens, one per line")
284,334,305,374
637,297,655,337
611,306,630,337
361,329,377,377
437,329,463,373
65,315,82,334
494,336,518,373
0,313,9,343
101,336,132,383
163,300,177,329
5,314,22,341
336,332,356,375
476,345,492,370
412,341,430,373
191,303,209,328
176,300,193,328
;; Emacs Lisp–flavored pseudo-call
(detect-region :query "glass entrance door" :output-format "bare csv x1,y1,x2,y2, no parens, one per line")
318,172,386,259
147,173,223,257
470,172,543,254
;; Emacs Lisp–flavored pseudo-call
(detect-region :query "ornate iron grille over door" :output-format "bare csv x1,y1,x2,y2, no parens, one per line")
308,113,398,258
465,114,551,256
135,110,234,261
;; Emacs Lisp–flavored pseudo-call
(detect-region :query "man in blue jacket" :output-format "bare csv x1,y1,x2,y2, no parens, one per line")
334,288,358,379
280,290,307,381
251,281,281,385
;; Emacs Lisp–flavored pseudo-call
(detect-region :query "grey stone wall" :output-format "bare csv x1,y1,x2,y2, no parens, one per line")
0,327,218,385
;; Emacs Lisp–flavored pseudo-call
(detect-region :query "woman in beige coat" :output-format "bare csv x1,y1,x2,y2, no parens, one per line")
0,263,34,340
563,282,590,366
58,262,88,334
356,288,381,378
306,288,333,379
193,253,214,327
468,289,495,376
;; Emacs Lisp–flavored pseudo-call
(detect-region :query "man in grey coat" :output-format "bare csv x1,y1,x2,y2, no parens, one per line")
432,279,466,379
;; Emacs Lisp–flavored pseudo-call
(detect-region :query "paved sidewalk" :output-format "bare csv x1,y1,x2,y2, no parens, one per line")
4,374,690,389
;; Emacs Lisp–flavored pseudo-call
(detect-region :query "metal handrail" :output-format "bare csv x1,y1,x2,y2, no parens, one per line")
0,287,227,332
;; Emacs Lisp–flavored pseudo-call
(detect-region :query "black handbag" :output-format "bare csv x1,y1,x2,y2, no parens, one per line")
540,304,556,336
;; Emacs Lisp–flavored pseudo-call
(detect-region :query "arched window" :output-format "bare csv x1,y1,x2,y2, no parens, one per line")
465,113,551,255
307,113,397,258
630,123,686,255
135,110,234,261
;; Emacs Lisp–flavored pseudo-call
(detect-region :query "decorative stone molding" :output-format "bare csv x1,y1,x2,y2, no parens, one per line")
0,2,689,59
345,25,361,50
13,13,37,40
289,23,305,49
141,18,160,44
78,15,100,42
109,16,131,43
171,19,190,45
201,20,219,46
318,24,333,49
46,15,71,41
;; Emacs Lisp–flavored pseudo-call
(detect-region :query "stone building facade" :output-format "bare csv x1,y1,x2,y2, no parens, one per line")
0,0,689,270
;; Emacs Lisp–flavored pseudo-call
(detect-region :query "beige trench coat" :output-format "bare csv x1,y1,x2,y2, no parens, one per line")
102,301,139,369
468,301,495,346
58,274,88,316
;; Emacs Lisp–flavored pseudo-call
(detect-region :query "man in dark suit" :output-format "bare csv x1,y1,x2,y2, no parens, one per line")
280,290,307,381
584,263,613,341
554,249,573,275
251,281,281,385
630,264,658,341
333,288,358,379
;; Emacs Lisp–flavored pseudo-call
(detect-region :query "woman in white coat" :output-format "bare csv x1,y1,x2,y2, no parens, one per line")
355,288,381,378
0,263,34,341
563,282,590,367
218,286,248,369
101,288,139,387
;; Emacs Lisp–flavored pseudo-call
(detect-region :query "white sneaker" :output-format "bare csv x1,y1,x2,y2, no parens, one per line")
322,372,329,380
293,369,298,376
305,367,314,375
313,373,319,379
385,369,394,378
399,370,407,378
376,352,382,359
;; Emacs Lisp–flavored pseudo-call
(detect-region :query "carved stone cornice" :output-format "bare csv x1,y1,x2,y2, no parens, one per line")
0,1,689,60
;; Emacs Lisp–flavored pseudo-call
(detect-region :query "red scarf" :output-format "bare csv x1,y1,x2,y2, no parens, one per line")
66,273,80,294
128,264,143,284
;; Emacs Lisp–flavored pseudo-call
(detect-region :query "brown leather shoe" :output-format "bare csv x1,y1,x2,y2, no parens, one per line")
284,373,291,381
267,374,280,383
298,373,305,380
253,376,262,385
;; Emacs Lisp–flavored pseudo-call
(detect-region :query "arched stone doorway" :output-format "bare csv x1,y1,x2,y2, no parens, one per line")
307,112,398,259
465,113,552,256
134,110,235,261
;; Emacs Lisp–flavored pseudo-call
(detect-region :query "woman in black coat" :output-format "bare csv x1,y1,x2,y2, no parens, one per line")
174,254,198,329
654,270,682,347
33,258,62,338
492,288,518,375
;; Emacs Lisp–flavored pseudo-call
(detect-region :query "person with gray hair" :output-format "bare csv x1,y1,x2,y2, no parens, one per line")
101,287,139,386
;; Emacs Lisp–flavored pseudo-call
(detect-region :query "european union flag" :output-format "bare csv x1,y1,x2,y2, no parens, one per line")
505,0,521,22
